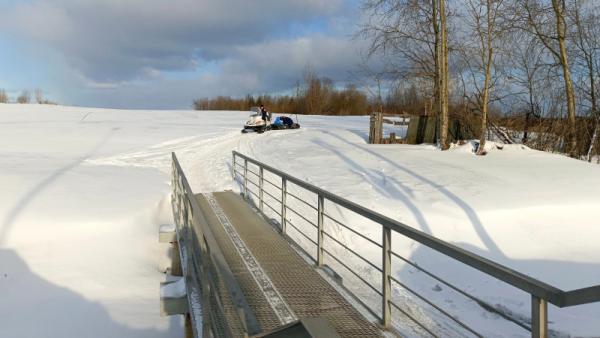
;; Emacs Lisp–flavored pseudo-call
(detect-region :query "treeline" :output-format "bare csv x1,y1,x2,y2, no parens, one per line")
0,88,55,104
194,71,369,115
193,71,438,116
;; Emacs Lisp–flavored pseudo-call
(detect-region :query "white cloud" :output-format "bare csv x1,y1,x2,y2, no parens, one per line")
1,0,344,81
0,0,372,108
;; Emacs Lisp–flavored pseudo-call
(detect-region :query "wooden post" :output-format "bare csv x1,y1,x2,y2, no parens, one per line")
371,112,383,144
369,113,376,144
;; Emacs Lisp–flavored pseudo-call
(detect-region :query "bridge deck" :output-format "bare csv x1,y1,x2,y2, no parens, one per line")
195,191,383,338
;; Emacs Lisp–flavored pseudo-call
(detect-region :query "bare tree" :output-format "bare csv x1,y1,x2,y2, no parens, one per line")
17,90,30,104
302,65,333,115
522,0,578,157
438,0,450,149
35,88,44,104
0,89,8,103
570,0,600,161
504,33,550,144
461,0,509,154
360,0,451,148
360,0,438,81
352,59,387,115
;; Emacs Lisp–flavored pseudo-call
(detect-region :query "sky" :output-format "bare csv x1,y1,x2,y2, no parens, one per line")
0,0,369,109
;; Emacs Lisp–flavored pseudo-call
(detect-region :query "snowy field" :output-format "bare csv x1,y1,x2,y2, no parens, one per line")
1,104,599,337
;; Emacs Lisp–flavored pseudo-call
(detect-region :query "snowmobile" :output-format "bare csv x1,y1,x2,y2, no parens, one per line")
241,108,300,133
242,107,271,133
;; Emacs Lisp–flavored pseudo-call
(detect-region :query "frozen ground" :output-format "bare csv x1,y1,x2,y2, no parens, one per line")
1,104,599,337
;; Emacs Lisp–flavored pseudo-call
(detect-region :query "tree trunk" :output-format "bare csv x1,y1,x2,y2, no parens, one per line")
588,58,599,161
585,62,598,161
433,0,441,141
552,0,577,157
524,89,534,144
477,0,494,155
571,0,598,161
588,120,599,161
439,0,450,150
523,109,531,144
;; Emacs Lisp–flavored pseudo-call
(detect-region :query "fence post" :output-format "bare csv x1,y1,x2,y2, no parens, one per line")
531,296,548,338
369,113,375,144
376,112,383,143
281,177,287,235
382,227,392,328
259,167,264,212
244,158,248,198
317,195,324,267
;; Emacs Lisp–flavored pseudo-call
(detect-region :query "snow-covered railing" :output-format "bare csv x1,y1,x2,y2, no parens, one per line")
172,153,260,338
232,150,600,338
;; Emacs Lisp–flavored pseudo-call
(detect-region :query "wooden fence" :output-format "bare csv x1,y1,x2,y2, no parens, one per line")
368,112,410,144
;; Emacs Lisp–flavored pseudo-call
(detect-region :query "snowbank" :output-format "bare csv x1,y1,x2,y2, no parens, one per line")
0,104,248,337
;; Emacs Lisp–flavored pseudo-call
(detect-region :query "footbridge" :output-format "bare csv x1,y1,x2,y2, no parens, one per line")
161,151,600,338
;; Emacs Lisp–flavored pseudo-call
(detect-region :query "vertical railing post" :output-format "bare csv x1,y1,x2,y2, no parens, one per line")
382,226,392,328
281,177,287,235
259,167,264,212
178,181,184,227
531,296,548,338
200,245,212,338
232,153,236,179
244,158,248,198
317,195,324,266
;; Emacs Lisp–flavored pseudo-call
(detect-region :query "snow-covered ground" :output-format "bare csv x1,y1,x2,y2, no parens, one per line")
1,104,599,337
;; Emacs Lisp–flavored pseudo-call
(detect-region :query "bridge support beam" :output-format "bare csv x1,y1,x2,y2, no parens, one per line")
184,313,193,338
171,240,182,277
159,224,176,243
160,279,188,316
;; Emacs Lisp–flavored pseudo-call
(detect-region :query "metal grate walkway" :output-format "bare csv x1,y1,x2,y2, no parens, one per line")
194,191,383,338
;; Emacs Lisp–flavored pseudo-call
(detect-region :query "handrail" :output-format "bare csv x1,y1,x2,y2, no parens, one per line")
232,150,600,337
173,152,261,337
562,285,600,307
233,150,600,307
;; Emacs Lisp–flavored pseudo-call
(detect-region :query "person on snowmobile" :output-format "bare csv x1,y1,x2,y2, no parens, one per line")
260,105,268,122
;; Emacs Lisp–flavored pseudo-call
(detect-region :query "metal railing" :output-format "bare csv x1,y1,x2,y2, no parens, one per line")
172,153,260,338
232,150,600,338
